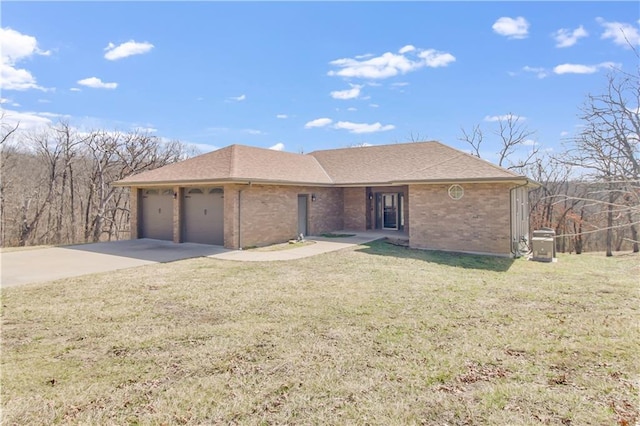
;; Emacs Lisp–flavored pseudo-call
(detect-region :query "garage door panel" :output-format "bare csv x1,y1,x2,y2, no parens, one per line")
183,188,224,245
141,189,173,241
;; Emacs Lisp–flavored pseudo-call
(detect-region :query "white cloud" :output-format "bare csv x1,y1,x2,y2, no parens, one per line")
391,82,409,87
522,66,548,79
369,103,379,108
418,49,457,67
134,126,157,133
398,45,416,54
37,112,70,119
553,25,588,48
492,16,530,39
560,131,570,137
104,40,154,60
553,62,618,75
244,129,264,135
330,84,363,100
334,121,395,134
228,94,246,101
347,107,357,112
0,27,50,63
328,46,455,80
0,98,9,104
304,118,333,128
0,27,50,91
77,77,118,89
522,139,538,146
269,142,285,151
70,87,81,92
597,18,640,48
484,114,525,122
0,108,53,132
276,114,288,119
37,99,51,103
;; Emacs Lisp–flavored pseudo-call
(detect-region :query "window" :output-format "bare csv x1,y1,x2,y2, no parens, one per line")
209,188,223,194
448,184,464,200
144,189,159,195
188,188,203,194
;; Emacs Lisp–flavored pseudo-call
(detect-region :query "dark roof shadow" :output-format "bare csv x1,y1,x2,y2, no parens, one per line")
61,239,230,263
355,239,515,272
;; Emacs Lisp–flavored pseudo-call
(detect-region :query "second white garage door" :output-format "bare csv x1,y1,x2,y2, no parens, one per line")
183,188,224,245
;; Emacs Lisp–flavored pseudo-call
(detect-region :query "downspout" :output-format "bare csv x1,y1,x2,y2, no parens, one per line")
510,180,530,257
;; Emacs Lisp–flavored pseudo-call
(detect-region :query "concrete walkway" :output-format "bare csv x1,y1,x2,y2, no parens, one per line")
211,233,387,262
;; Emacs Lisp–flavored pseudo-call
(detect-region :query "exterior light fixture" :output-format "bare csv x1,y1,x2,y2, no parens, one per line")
368,192,373,200
311,194,317,202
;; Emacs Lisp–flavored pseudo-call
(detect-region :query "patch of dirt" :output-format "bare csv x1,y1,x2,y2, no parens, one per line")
457,362,509,384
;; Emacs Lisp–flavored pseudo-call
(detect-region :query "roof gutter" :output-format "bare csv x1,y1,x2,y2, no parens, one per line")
113,176,542,189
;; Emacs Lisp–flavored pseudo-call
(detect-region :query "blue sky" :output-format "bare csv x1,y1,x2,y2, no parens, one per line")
2,1,639,164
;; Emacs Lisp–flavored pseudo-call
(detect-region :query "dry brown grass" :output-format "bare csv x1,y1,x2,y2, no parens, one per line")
2,241,638,425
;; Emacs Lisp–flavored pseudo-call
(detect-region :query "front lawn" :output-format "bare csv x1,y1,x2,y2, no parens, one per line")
1,240,638,425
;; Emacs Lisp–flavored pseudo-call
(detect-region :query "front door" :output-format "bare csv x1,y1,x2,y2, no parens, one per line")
382,193,398,230
297,195,308,237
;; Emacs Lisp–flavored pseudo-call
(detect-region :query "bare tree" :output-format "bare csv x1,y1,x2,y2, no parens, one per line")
0,114,20,245
0,122,191,247
459,124,483,158
561,65,639,256
0,112,20,146
459,113,538,173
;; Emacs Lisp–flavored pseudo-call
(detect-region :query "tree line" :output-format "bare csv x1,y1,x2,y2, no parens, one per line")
0,121,192,247
459,62,639,256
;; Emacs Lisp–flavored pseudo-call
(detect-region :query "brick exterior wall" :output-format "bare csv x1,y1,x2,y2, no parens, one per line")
129,187,140,239
308,187,344,236
343,187,367,231
133,181,513,255
222,184,343,249
408,183,512,256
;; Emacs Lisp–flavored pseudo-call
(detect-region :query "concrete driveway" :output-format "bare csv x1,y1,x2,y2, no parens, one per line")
1,239,229,288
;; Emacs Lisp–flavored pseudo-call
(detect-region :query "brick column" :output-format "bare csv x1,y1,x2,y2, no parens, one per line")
129,187,140,239
173,186,182,243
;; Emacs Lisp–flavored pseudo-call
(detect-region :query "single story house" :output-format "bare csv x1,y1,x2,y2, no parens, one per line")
114,141,536,257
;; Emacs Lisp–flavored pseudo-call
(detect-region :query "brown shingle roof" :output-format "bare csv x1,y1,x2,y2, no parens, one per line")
116,141,527,187
117,144,333,185
309,141,522,184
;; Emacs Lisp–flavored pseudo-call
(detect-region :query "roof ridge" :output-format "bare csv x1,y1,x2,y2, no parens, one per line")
307,154,334,184
434,141,523,178
308,140,439,155
229,144,238,179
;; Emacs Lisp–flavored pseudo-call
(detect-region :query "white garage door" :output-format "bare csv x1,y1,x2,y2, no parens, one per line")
183,188,224,245
141,189,173,241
